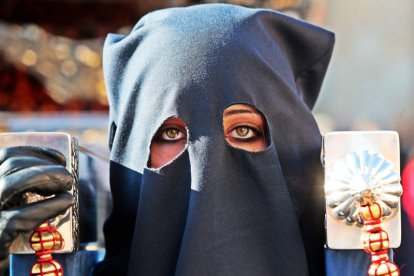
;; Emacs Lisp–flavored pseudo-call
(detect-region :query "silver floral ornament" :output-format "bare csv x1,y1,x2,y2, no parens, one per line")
325,151,403,227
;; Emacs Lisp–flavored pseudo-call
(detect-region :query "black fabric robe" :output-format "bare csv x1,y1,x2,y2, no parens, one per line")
94,4,334,275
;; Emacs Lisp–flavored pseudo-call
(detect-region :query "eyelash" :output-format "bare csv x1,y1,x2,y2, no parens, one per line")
153,124,263,144
226,124,263,142
153,126,187,143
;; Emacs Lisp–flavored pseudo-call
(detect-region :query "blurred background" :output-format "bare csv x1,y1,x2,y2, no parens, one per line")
1,0,413,273
1,0,413,154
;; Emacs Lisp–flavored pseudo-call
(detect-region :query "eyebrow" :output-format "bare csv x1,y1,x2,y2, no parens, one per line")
223,109,260,118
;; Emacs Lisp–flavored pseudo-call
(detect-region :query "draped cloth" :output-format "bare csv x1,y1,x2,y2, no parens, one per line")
94,4,334,275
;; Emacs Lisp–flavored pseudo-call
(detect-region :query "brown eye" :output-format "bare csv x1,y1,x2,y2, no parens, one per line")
165,129,179,139
161,127,186,141
229,126,257,139
235,127,250,137
149,117,188,169
222,104,268,152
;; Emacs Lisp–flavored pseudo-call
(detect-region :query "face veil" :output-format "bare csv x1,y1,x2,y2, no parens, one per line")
95,4,335,276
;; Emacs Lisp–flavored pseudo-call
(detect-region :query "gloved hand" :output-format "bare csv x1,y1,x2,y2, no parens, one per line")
0,146,75,275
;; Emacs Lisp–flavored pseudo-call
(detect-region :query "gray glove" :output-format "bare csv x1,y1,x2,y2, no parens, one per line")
0,146,75,275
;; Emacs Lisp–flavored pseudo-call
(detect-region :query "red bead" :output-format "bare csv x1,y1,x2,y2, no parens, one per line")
368,261,399,276
360,202,382,221
30,229,56,251
30,260,63,276
362,230,390,253
29,222,65,275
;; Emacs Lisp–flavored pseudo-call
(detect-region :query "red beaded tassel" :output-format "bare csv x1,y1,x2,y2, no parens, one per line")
29,222,65,276
359,202,400,276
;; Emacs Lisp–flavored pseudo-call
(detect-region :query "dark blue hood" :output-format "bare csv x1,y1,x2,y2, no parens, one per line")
95,4,334,276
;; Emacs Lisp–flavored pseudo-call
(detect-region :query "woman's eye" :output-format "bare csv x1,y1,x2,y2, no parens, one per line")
160,128,186,141
150,117,188,168
222,104,268,152
229,126,258,139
